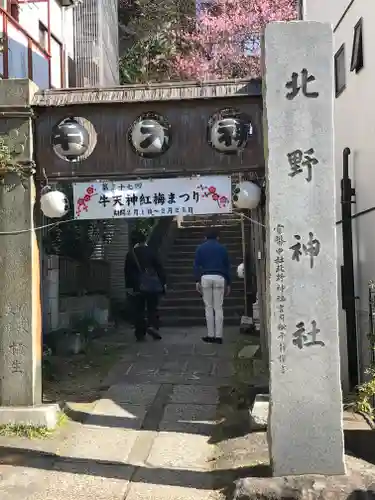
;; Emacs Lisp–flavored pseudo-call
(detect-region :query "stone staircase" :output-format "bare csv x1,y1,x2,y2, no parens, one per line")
160,214,246,326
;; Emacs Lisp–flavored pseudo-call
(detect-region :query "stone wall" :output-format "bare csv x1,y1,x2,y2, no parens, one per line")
59,294,109,329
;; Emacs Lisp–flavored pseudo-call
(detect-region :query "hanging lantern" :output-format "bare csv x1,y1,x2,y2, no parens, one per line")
40,187,69,218
52,117,90,162
208,108,253,155
233,181,261,210
129,112,171,158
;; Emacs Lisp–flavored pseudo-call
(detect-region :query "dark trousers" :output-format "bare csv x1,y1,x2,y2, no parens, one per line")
133,292,159,338
245,296,254,318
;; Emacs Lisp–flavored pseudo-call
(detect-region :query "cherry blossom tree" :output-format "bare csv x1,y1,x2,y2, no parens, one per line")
118,0,297,83
172,0,297,80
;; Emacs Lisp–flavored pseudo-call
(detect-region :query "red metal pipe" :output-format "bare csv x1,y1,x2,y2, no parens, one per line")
47,0,51,87
3,13,8,78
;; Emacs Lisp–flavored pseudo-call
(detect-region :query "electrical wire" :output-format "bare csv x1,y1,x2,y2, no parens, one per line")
238,211,266,228
0,218,75,236
0,212,266,235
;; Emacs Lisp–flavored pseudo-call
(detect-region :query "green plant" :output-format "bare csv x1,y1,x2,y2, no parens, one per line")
0,412,68,438
119,25,179,83
0,136,13,167
354,331,375,418
72,316,100,337
0,134,34,187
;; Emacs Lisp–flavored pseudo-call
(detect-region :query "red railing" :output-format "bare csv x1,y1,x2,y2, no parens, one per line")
0,5,51,88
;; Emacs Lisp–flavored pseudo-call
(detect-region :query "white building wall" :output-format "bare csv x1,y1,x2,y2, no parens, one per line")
303,0,352,26
304,0,375,388
18,0,63,41
13,0,75,88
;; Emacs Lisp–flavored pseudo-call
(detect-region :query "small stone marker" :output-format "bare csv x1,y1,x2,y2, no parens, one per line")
263,22,345,476
249,393,269,431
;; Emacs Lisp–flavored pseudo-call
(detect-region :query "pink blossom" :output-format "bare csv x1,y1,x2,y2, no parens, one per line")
171,0,296,80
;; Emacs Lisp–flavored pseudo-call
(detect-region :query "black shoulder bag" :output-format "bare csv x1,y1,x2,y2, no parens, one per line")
133,250,163,294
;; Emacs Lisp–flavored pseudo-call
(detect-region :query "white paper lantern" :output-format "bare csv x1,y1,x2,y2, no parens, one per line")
130,117,171,158
233,181,261,210
237,262,245,279
52,118,90,162
210,117,245,153
40,189,69,218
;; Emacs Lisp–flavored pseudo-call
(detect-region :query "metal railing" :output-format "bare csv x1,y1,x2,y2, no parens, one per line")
0,7,51,88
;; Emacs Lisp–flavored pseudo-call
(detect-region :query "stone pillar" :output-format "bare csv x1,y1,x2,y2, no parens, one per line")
263,23,345,475
0,79,58,428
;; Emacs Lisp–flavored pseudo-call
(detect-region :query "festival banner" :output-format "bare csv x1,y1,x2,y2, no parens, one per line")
73,175,232,220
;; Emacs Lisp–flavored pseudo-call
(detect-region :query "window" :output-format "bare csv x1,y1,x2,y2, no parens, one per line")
50,34,64,88
39,22,48,50
350,18,363,73
334,44,346,97
8,0,19,22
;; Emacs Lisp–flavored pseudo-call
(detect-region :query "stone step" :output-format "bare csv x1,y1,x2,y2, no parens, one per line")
175,232,243,241
182,213,240,220
163,288,245,299
165,269,244,278
159,301,244,316
168,247,244,254
166,279,244,288
165,261,244,270
161,315,241,326
180,218,241,225
171,241,242,250
176,225,242,234
179,224,242,231
165,270,244,280
166,269,244,289
164,247,242,260
161,295,244,307
165,261,244,269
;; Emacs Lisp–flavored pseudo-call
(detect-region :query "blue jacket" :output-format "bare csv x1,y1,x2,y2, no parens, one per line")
194,239,231,285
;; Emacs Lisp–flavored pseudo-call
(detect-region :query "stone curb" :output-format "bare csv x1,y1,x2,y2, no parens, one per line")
232,475,375,500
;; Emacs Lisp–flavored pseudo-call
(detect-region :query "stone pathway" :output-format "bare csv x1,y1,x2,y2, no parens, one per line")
0,326,244,500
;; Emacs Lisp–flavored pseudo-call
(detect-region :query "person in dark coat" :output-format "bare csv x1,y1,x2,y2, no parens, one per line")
124,231,166,342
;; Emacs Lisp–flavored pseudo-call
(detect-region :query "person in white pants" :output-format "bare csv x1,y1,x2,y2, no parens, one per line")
194,229,231,344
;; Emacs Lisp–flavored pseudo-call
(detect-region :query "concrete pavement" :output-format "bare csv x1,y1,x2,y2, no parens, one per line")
0,325,255,500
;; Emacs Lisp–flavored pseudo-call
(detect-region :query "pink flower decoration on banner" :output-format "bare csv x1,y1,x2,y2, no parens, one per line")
76,185,96,217
196,183,229,208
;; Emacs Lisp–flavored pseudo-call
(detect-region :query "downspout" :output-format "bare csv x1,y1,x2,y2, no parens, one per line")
297,0,304,20
341,147,359,389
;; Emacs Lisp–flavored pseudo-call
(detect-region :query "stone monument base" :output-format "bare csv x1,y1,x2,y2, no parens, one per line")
0,404,60,430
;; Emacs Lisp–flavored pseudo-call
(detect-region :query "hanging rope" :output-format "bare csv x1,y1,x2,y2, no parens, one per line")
0,218,75,236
